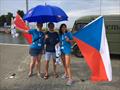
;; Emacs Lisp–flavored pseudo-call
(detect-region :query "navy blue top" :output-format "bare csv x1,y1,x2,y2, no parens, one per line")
45,31,59,52
28,29,45,49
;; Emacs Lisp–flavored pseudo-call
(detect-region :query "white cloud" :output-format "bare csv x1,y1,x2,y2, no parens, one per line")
0,0,120,28
67,7,120,18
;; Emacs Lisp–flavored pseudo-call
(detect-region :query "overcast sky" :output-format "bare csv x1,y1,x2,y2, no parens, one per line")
0,0,120,28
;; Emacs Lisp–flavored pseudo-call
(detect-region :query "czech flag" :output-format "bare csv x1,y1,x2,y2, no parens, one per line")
73,16,112,82
14,14,32,44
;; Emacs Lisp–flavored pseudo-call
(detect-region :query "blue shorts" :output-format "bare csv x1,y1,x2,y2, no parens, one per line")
61,49,71,55
29,48,43,56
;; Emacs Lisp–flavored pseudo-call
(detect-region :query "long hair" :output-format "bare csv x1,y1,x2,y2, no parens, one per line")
59,23,68,35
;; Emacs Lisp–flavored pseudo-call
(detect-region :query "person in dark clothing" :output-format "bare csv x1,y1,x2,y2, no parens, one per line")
44,22,59,79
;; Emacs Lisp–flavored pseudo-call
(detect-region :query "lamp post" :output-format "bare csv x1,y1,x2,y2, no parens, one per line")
100,0,102,15
26,0,29,25
26,0,28,12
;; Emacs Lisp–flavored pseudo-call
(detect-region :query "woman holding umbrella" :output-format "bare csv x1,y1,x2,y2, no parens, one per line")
17,23,45,77
23,4,69,78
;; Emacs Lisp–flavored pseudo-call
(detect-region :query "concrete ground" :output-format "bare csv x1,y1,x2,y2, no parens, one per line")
0,44,120,90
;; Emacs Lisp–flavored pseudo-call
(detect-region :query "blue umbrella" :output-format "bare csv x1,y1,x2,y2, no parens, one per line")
23,5,68,23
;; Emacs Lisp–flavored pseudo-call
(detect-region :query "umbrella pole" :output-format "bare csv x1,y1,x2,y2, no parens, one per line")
46,23,47,31
26,0,29,26
45,2,47,6
45,3,47,31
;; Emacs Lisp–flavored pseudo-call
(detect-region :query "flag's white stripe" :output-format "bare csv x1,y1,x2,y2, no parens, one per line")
100,19,112,81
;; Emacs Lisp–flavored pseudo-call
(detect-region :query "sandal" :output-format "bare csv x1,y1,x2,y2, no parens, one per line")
37,73,41,78
44,75,49,79
54,74,59,78
28,73,32,77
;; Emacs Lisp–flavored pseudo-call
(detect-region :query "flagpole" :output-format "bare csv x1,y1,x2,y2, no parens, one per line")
26,0,29,26
26,0,28,12
100,0,102,15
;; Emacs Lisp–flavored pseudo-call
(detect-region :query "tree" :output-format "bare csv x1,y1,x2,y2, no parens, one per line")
17,10,24,18
0,15,6,27
5,12,13,25
0,10,24,27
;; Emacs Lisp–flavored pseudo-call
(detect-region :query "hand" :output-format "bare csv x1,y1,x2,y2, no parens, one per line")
65,36,70,42
55,43,60,48
45,35,48,39
42,49,45,54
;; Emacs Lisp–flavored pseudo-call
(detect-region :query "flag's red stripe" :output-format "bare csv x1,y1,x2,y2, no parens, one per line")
23,33,32,44
14,14,30,30
74,37,108,81
14,14,32,44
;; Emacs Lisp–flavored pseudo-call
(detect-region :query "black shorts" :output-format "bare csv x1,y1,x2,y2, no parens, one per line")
29,48,43,56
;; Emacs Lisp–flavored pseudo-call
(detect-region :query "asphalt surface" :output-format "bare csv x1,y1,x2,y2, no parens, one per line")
0,44,120,90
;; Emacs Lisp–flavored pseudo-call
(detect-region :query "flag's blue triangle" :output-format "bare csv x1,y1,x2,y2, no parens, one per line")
73,16,103,51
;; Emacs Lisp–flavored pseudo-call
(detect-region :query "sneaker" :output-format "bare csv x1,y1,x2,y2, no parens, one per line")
37,73,41,78
61,74,68,79
44,75,49,79
66,79,73,86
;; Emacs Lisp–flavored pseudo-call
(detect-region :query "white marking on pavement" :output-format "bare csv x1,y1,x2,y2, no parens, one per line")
0,43,29,46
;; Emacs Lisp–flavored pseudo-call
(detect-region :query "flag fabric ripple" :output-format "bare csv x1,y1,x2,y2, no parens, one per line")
14,14,32,44
73,16,112,82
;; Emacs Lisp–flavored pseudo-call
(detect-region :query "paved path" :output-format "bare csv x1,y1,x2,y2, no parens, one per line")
0,44,120,90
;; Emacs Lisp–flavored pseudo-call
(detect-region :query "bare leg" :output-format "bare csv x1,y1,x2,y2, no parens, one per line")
65,55,72,80
53,59,56,74
61,55,68,76
45,60,49,76
35,54,42,76
28,56,36,76
53,59,58,78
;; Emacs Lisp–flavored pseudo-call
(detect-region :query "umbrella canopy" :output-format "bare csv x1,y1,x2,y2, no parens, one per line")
23,5,68,23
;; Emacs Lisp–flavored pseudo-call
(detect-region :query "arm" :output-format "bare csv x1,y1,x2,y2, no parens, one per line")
65,37,73,43
55,32,60,44
17,29,28,33
15,25,29,33
65,32,74,44
44,31,50,44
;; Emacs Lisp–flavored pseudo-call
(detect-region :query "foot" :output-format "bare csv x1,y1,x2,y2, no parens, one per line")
44,75,49,79
37,72,41,78
61,74,68,79
54,73,59,78
66,79,73,86
28,72,32,77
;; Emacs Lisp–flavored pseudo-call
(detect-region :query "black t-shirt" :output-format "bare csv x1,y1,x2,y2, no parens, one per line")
45,31,59,52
